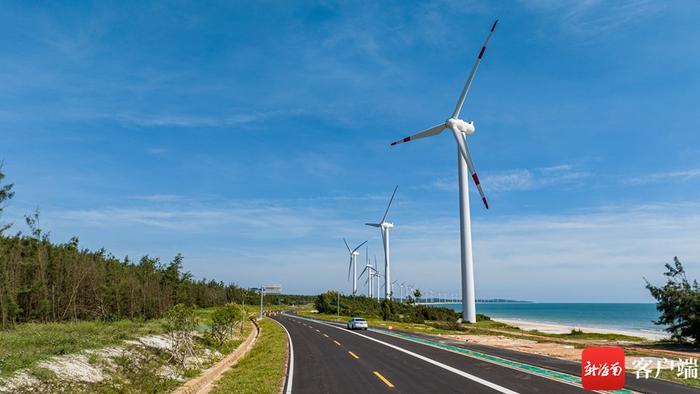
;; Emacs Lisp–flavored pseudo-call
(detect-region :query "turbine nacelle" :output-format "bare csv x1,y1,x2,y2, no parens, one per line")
352,251,359,256
446,118,475,135
381,222,394,229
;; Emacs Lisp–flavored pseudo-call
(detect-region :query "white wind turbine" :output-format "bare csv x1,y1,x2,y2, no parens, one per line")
373,256,381,301
389,20,498,323
344,239,367,296
366,186,398,300
359,248,376,297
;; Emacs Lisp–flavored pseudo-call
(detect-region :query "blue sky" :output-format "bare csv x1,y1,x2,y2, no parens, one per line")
2,1,699,302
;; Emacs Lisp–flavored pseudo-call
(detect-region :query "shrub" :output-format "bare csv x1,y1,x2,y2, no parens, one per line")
164,304,198,366
209,303,246,346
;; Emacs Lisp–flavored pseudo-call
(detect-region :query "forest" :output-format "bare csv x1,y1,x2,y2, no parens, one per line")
0,167,312,329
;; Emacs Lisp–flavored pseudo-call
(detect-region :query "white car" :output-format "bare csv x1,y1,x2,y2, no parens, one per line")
347,317,368,330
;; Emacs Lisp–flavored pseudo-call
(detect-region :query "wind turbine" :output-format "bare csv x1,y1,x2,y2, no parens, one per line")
359,250,376,298
391,280,399,300
344,239,367,296
389,20,498,323
400,282,407,302
366,186,398,300
373,255,381,301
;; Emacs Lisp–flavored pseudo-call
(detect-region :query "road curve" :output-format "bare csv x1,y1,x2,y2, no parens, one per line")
272,313,589,394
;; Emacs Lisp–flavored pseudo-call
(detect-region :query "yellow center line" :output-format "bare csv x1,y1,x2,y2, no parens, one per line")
323,334,329,338
333,340,341,346
315,329,321,333
373,371,395,388
348,351,360,359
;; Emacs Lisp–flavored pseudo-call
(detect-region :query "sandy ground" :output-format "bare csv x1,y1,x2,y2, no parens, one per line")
441,333,683,370
494,318,669,341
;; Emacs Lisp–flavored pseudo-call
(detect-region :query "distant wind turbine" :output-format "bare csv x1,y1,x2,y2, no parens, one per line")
359,247,376,298
373,255,381,301
389,20,499,323
344,238,367,296
366,186,398,300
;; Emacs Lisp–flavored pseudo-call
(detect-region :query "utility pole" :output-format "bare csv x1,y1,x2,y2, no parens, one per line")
259,285,264,320
337,291,340,321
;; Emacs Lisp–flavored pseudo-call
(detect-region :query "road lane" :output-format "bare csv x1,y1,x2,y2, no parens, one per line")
274,314,514,393
276,314,387,393
274,314,588,393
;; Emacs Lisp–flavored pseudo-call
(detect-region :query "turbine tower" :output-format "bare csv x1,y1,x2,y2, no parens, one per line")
366,186,398,300
389,20,498,323
344,239,367,296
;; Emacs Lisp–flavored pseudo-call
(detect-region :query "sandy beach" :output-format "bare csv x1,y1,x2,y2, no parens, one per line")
494,318,669,341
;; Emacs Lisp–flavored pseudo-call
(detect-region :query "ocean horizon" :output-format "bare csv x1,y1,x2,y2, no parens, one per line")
433,302,666,334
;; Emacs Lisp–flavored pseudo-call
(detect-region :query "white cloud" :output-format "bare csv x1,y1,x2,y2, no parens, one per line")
112,112,266,128
430,164,589,192
388,202,700,302
624,168,700,186
34,193,700,300
128,194,183,202
521,0,664,41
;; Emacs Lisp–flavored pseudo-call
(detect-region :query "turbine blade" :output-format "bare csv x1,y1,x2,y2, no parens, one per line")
451,19,499,119
343,238,351,253
365,223,381,228
451,129,489,209
379,185,398,224
462,139,489,209
352,240,368,254
390,124,446,146
360,266,368,277
347,257,352,281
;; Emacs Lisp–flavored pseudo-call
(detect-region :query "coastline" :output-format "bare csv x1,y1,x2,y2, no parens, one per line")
493,317,668,341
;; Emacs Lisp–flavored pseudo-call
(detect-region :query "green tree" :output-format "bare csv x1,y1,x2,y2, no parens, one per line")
209,303,246,346
164,304,198,366
0,162,14,234
645,257,700,343
413,289,422,299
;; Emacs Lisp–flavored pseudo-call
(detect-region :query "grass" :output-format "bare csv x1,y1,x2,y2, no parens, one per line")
655,368,700,388
0,319,163,378
0,305,261,394
210,318,288,394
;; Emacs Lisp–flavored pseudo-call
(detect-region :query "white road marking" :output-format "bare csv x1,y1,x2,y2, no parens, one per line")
283,313,517,394
273,318,295,394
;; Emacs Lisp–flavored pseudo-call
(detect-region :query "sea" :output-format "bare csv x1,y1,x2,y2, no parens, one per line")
434,303,666,335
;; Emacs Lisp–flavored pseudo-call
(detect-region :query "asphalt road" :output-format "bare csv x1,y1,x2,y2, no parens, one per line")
273,313,699,394
385,326,699,394
272,313,590,394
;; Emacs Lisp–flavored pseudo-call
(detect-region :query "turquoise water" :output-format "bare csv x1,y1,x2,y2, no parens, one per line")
434,303,665,334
